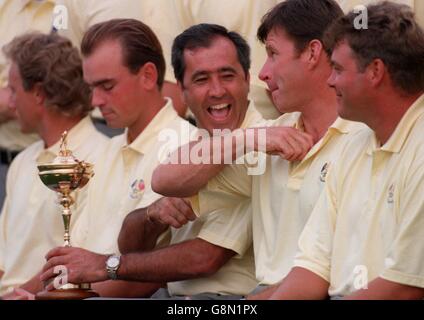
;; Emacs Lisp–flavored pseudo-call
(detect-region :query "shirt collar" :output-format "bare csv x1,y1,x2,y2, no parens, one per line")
124,98,179,155
239,102,264,129
367,94,424,155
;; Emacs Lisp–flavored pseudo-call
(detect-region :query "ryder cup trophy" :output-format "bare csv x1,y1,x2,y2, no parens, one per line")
35,131,98,300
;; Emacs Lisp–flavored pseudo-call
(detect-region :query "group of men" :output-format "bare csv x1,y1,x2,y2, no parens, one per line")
0,0,423,300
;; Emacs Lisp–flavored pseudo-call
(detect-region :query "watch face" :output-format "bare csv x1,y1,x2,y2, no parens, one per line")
108,256,120,268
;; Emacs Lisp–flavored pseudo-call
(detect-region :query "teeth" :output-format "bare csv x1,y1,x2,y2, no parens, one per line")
209,104,229,110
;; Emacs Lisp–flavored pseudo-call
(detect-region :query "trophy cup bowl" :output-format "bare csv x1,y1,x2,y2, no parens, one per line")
35,132,99,300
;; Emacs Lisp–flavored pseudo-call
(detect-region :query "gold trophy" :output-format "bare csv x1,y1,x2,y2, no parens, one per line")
35,131,99,300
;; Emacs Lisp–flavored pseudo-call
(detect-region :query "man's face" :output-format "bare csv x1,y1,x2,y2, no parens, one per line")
259,27,309,114
328,41,369,121
181,36,250,134
8,62,41,133
83,39,144,129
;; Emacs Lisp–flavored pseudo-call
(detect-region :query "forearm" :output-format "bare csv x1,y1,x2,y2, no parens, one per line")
92,280,163,298
344,277,424,300
118,208,169,254
269,267,329,300
117,238,234,283
152,129,262,197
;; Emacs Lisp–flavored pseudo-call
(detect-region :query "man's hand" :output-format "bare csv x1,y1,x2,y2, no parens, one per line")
40,247,108,290
263,126,314,161
148,197,196,228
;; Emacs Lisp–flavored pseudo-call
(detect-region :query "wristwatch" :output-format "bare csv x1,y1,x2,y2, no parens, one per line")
106,254,121,280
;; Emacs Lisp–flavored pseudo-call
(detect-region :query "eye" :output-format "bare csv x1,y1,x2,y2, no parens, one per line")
193,77,207,84
102,83,114,91
222,73,235,80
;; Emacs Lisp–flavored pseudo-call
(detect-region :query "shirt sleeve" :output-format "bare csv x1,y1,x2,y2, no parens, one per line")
197,163,252,217
380,151,424,288
197,199,252,257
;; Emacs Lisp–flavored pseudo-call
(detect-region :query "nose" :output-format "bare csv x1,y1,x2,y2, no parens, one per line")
91,87,106,108
327,69,337,89
259,58,271,82
208,77,225,98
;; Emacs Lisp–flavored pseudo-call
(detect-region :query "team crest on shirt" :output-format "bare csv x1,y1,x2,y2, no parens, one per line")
387,184,395,204
319,162,330,182
130,179,145,199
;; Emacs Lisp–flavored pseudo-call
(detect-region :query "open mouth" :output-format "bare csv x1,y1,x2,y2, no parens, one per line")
207,103,232,121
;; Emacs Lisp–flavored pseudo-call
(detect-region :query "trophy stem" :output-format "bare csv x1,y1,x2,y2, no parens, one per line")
58,185,74,247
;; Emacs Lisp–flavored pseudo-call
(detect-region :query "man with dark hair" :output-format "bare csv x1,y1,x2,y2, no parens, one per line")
0,32,109,298
40,22,261,299
151,0,367,300
271,1,424,300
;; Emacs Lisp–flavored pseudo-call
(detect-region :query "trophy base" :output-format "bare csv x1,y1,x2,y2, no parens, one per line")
35,284,99,300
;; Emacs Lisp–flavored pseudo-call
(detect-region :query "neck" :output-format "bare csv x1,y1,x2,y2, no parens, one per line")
299,84,338,144
38,113,84,148
127,92,167,144
366,91,422,145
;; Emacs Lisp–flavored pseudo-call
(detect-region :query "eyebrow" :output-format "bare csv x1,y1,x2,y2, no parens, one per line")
90,78,114,87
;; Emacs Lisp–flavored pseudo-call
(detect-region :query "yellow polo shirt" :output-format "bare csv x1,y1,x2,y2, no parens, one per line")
295,95,424,297
166,0,281,119
167,105,263,296
71,99,197,255
0,0,55,150
0,116,109,295
197,113,367,285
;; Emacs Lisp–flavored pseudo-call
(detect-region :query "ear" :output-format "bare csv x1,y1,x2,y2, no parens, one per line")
304,40,323,69
139,62,159,90
365,58,385,88
32,83,45,106
177,80,186,102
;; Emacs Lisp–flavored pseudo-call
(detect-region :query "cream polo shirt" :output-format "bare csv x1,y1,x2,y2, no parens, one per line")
71,99,196,255
0,0,55,150
167,105,263,296
0,116,109,295
295,95,424,297
166,0,281,119
197,113,367,285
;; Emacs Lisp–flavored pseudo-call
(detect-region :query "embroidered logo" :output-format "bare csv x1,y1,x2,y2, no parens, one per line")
320,162,330,182
130,179,145,199
387,184,395,204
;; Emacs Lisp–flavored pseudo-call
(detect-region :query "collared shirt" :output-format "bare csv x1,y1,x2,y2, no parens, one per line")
0,0,55,150
0,116,109,295
197,112,368,285
167,105,263,296
71,99,197,255
295,94,424,297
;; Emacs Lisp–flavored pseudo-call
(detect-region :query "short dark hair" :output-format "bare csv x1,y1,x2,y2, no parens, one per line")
3,32,91,117
81,18,166,89
324,1,424,94
257,0,344,54
172,23,251,84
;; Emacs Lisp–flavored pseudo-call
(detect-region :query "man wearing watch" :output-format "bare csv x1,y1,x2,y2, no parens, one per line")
105,255,121,281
